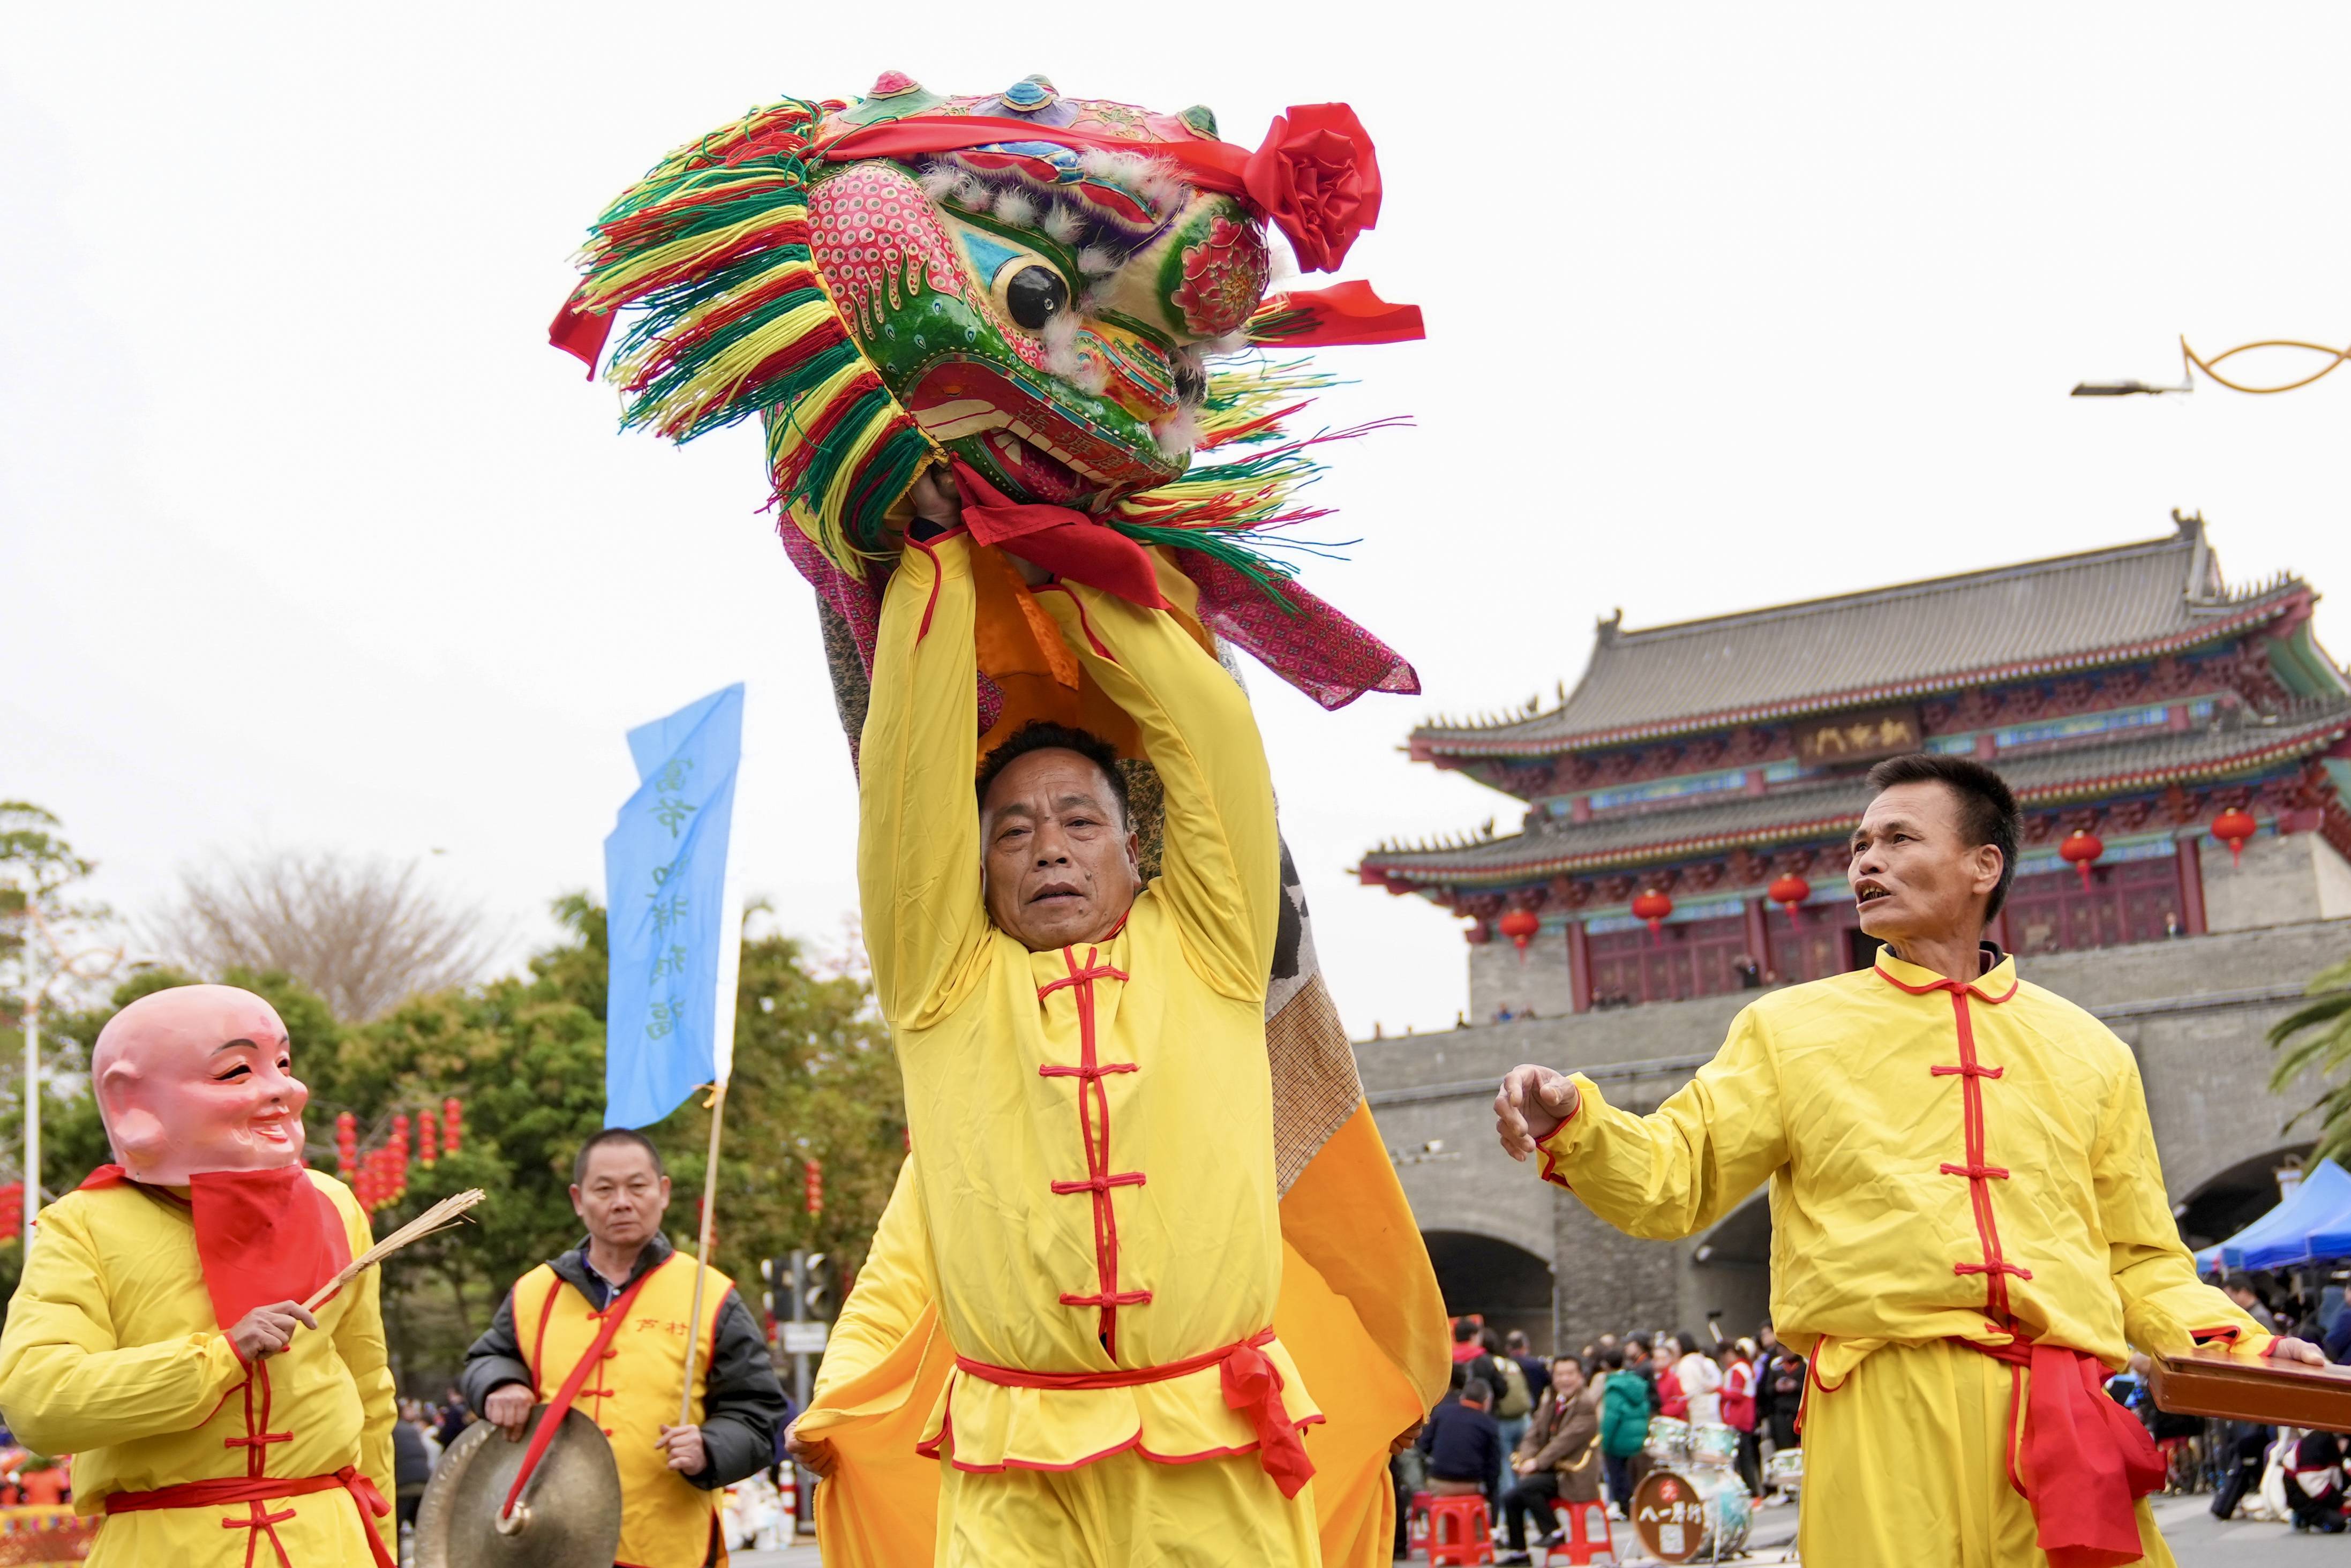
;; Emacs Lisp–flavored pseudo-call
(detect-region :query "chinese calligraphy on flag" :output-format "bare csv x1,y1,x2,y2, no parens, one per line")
603,683,745,1129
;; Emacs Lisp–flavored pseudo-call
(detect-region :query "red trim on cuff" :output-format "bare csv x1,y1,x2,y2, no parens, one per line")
1533,1104,1579,1190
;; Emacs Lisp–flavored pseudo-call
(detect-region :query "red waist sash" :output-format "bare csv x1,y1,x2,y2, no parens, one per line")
106,1466,393,1568
1960,1338,2163,1568
951,1327,1315,1499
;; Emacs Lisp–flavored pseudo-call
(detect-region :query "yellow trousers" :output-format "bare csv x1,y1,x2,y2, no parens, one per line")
1798,1340,2174,1568
934,1450,1322,1568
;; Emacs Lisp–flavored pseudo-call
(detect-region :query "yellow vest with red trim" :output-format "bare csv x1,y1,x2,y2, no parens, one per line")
512,1252,735,1568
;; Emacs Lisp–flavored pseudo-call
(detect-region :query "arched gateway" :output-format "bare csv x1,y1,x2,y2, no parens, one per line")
1355,520,2351,1344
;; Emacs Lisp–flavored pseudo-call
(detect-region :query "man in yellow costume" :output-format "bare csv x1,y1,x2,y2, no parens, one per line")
1496,753,2325,1568
792,478,1349,1566
0,984,396,1566
460,1127,787,1568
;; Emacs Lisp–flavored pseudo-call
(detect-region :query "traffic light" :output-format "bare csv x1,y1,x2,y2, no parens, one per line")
759,1256,798,1323
803,1252,842,1322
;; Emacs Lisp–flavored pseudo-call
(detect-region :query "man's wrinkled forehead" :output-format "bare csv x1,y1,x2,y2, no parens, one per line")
981,749,1123,823
1857,780,1962,840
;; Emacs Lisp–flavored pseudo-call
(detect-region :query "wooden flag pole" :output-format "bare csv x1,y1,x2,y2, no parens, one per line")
678,1079,728,1428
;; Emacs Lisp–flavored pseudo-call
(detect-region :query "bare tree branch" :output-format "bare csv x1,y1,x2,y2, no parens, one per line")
145,850,500,1021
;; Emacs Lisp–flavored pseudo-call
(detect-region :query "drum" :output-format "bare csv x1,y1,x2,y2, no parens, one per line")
1688,1421,1739,1468
1766,1444,1805,1492
1700,1471,1755,1555
1629,1467,1754,1564
1644,1415,1690,1462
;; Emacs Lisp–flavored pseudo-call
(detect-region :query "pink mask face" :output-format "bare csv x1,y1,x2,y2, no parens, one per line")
91,985,310,1184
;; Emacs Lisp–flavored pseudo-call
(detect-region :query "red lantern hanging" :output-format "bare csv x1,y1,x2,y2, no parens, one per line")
2059,828,2105,892
334,1111,358,1176
1497,908,1541,962
1630,889,1674,944
805,1157,824,1217
2211,807,2257,868
441,1097,463,1156
1767,874,1812,918
419,1111,439,1167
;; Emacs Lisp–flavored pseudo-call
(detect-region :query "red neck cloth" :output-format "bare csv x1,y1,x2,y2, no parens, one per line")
948,460,1167,609
81,1164,352,1334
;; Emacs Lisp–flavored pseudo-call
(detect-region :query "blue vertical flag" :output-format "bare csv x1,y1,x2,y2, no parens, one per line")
603,682,745,1129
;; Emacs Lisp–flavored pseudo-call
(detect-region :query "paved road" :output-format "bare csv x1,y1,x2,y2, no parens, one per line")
2151,1491,2348,1564
731,1492,2341,1565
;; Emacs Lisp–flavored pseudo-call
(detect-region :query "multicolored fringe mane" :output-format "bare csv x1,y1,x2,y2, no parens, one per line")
570,96,1389,601
570,97,930,571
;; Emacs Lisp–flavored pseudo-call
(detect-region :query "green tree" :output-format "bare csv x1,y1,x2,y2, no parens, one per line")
12,892,909,1392
2272,953,2351,1161
0,804,118,1309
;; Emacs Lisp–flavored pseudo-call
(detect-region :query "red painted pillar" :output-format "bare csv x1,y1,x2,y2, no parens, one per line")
1567,919,1593,1014
2177,836,2207,936
1744,896,1773,982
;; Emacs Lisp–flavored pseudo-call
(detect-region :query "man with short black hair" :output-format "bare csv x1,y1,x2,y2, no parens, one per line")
1419,1377,1504,1511
786,487,1326,1564
1496,752,2321,1567
2221,1272,2279,1332
460,1130,785,1568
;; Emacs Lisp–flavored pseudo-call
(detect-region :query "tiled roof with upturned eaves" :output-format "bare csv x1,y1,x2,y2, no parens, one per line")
1415,520,2318,756
1364,699,2351,889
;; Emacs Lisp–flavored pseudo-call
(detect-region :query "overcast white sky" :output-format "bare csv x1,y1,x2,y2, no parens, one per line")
7,5,2348,1037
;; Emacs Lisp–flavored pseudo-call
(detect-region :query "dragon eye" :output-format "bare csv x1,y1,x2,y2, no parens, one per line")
1004,266,1070,332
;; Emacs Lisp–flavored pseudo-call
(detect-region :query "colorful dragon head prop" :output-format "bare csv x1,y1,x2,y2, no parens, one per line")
554,72,1423,716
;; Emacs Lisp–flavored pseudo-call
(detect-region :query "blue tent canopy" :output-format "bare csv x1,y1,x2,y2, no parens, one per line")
2298,1174,2351,1264
2197,1158,2351,1274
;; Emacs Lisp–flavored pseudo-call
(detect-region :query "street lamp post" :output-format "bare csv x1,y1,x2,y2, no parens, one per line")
2073,335,2351,397
13,907,122,1250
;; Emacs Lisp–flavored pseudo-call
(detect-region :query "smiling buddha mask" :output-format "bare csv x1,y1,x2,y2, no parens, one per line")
91,984,311,1186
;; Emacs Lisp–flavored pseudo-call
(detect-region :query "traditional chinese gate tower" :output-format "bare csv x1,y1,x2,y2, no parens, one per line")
1360,516,2351,1019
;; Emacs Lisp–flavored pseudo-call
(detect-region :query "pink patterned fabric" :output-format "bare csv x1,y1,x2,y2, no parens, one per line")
775,519,1411,723
776,522,1003,745
1178,552,1419,710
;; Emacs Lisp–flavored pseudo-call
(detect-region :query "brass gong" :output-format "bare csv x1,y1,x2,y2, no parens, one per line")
415,1405,623,1568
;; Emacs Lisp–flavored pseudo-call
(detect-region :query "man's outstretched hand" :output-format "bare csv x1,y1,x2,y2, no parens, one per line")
2270,1336,2327,1367
1495,1066,1580,1161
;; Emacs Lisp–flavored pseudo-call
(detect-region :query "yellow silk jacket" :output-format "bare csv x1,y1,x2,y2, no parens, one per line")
0,1171,394,1566
508,1255,731,1568
840,536,1318,1471
1537,948,2268,1386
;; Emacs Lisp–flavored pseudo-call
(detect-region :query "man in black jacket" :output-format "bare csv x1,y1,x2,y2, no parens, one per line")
460,1130,786,1565
1419,1377,1506,1514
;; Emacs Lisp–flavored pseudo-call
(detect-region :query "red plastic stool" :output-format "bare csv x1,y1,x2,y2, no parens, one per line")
1427,1494,1494,1566
1540,1498,1618,1565
1407,1491,1433,1554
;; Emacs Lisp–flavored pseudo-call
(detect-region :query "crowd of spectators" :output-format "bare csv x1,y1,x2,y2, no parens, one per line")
2181,1270,2351,1535
1397,1317,1805,1563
